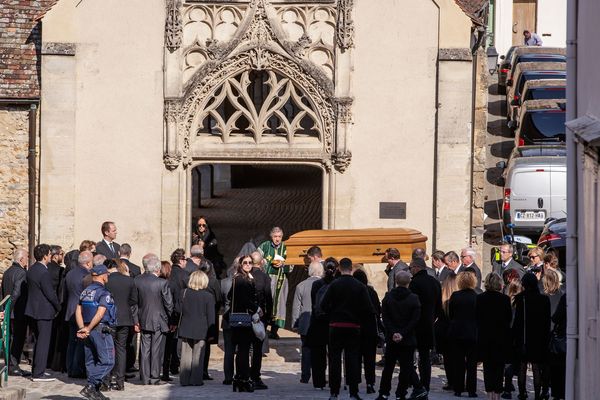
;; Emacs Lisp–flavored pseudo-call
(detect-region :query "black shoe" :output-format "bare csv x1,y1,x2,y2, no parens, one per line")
160,375,173,382
300,378,309,383
99,382,111,392
153,380,166,385
80,384,99,400
111,383,124,391
96,390,111,400
367,384,376,394
253,379,268,390
468,393,478,398
409,387,428,399
126,367,139,373
375,396,389,400
232,379,254,392
124,373,136,380
203,373,214,380
350,395,363,400
443,385,454,391
223,379,233,385
9,368,31,377
501,392,512,399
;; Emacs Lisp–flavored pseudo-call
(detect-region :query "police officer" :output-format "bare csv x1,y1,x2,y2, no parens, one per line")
75,264,116,400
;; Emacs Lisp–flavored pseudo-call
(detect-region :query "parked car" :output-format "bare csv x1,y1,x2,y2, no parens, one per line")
497,150,566,234
506,53,566,87
537,218,566,269
512,79,566,121
498,46,520,95
506,66,566,122
514,100,566,146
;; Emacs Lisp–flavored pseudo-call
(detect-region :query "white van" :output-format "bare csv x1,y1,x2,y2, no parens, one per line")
498,146,567,234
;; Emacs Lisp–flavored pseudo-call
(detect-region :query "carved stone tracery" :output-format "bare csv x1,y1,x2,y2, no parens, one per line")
164,0,354,173
165,0,183,52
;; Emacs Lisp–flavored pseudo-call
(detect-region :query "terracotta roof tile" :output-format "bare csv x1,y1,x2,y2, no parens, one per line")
454,0,488,26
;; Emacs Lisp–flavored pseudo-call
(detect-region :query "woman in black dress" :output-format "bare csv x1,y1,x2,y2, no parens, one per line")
226,255,259,392
448,271,479,397
476,273,512,400
513,273,551,400
192,216,226,278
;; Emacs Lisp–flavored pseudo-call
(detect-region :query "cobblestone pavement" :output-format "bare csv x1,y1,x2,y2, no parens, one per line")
8,334,501,400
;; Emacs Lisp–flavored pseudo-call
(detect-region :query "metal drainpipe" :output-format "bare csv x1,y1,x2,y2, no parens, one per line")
430,0,440,252
565,0,578,398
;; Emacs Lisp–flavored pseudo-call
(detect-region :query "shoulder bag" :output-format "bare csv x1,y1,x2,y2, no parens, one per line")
229,276,252,328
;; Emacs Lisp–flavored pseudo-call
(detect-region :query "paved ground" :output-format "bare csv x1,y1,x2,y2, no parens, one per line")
9,335,489,400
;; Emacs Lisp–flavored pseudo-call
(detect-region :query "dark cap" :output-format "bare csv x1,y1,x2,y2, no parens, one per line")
91,265,109,276
409,258,427,270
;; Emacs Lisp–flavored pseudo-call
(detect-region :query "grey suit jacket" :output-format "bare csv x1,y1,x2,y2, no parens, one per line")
386,261,409,292
134,273,173,333
493,259,526,279
292,276,320,336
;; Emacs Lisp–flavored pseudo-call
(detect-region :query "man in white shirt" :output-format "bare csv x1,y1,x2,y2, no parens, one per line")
523,30,543,46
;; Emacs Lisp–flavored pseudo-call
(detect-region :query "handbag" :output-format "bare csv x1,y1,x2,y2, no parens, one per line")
229,276,252,328
549,326,567,354
252,310,266,341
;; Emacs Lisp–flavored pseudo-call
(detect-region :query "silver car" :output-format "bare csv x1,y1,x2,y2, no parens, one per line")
497,146,567,234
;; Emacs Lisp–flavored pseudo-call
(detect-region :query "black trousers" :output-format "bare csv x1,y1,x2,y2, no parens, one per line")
111,326,129,385
222,328,234,381
379,343,419,397
9,318,28,368
549,352,565,399
126,327,137,371
232,327,253,380
250,334,265,381
203,343,211,376
328,327,361,396
518,362,549,396
450,339,477,395
31,319,53,378
162,331,179,378
414,345,432,391
360,335,377,385
483,360,505,393
310,343,327,388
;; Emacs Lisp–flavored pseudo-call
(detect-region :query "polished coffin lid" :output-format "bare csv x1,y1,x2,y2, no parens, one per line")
285,228,428,265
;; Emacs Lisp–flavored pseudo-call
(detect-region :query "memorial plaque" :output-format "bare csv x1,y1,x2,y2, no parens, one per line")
379,202,406,219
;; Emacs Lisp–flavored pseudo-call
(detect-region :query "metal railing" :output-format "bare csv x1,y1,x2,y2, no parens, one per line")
0,295,12,386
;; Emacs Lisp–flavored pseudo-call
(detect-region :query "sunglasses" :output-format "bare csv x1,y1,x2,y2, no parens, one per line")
241,261,252,265
197,224,207,227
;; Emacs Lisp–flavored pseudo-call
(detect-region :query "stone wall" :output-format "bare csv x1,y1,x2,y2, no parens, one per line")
471,48,488,269
0,106,30,272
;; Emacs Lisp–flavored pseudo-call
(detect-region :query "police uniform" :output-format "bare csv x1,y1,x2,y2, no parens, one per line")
79,272,116,391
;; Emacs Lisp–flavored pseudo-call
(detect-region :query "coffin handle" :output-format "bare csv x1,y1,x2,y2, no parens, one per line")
372,248,386,256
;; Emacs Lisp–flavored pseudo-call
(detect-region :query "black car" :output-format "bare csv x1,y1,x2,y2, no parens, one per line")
538,218,566,269
507,53,566,86
498,46,519,95
513,71,567,105
521,86,566,104
516,108,566,146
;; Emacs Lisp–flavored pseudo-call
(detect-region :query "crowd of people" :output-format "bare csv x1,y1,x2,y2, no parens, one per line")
0,219,567,400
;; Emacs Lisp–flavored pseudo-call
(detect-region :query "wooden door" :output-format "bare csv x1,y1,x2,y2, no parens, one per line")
512,0,537,45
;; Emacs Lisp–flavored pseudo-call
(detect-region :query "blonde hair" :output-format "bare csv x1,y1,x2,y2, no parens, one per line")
441,274,458,315
457,271,477,290
528,246,545,259
116,259,130,276
542,269,561,295
188,270,209,290
484,272,503,292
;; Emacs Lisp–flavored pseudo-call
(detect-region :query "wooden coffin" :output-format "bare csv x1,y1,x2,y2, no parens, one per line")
285,228,428,265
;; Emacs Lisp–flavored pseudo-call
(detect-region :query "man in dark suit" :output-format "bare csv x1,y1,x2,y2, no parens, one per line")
106,262,139,390
184,244,212,275
63,250,93,378
1,248,31,376
25,244,61,381
48,245,65,295
134,253,174,385
321,258,375,400
409,258,442,393
460,247,482,289
95,221,120,259
493,243,526,279
249,251,273,389
119,243,141,278
384,248,409,292
444,251,461,276
411,248,437,278
432,250,452,283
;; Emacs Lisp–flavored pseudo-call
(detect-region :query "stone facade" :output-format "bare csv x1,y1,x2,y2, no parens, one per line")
34,0,483,263
0,106,30,272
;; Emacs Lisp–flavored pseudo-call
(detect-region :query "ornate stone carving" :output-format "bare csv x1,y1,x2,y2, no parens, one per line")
332,151,352,173
335,96,354,124
336,0,354,51
163,152,182,170
165,0,183,53
290,33,312,57
205,39,227,60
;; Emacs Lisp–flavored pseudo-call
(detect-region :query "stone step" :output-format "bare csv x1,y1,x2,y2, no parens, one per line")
0,388,25,400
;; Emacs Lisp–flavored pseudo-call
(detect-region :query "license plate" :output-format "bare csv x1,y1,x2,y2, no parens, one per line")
515,210,546,221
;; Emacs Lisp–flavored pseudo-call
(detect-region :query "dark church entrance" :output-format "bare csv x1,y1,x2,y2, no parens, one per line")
191,164,323,267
